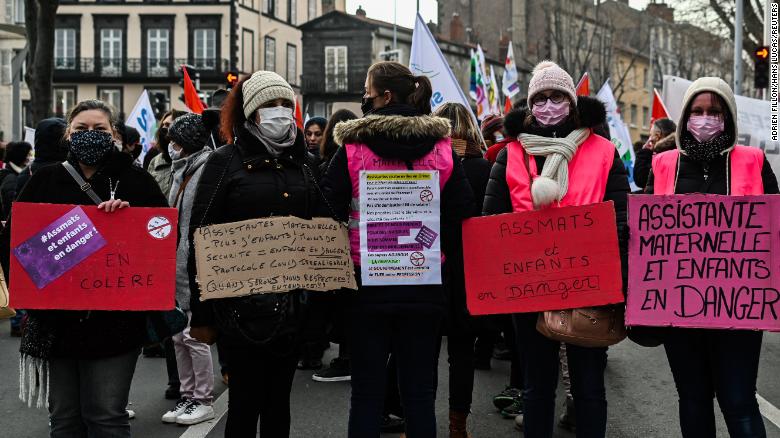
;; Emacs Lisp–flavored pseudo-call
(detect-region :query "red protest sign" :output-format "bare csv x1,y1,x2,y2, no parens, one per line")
463,202,624,315
9,202,177,310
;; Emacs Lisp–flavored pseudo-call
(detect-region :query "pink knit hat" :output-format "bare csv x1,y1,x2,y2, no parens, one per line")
527,60,577,108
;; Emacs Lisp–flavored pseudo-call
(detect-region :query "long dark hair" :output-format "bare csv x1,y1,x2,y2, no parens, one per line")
367,61,433,115
320,109,358,161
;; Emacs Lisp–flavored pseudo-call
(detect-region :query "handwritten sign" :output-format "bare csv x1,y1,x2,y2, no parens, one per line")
463,202,624,316
10,202,177,310
193,216,357,300
627,195,780,330
359,170,442,286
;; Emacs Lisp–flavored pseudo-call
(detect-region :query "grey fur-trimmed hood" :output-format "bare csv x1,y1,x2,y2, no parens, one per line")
333,115,451,146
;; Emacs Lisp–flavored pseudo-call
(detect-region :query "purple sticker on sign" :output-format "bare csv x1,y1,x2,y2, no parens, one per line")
414,225,439,249
13,206,107,289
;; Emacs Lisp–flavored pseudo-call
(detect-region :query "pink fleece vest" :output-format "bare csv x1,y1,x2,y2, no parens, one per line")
505,132,615,212
652,146,764,195
345,140,454,265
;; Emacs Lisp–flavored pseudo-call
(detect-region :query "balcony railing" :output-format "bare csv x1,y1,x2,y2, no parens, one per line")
302,71,365,95
54,57,230,80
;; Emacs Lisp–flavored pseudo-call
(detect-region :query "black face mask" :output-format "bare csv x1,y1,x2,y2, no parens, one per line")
68,130,115,166
361,96,378,116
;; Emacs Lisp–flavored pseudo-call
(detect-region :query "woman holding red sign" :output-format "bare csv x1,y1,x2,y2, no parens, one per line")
0,99,169,438
645,77,778,438
483,60,630,437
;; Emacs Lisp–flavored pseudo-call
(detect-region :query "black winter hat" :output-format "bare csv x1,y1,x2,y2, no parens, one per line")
34,118,68,162
168,113,209,154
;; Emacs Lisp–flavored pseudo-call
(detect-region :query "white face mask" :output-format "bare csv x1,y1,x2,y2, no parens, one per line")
255,107,295,141
168,143,182,160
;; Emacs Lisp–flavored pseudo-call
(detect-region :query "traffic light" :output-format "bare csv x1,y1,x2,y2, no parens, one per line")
152,92,168,120
754,46,769,89
225,71,239,89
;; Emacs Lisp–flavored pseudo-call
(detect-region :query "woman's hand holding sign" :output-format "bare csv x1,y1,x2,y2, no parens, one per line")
98,199,130,213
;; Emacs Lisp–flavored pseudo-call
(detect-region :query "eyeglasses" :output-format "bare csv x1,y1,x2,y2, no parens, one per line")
531,92,566,107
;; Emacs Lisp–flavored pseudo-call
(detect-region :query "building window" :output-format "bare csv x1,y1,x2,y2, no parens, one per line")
53,87,76,117
55,28,77,69
100,28,123,76
643,67,648,88
286,44,296,85
0,50,12,85
242,29,255,73
308,0,315,20
13,0,24,23
98,87,123,115
147,28,170,76
194,28,217,70
630,104,638,127
264,36,276,72
288,0,296,24
642,106,649,128
324,45,347,93
264,0,275,15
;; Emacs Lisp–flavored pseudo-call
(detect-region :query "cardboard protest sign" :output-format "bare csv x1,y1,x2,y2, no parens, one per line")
9,202,177,310
463,202,624,316
359,170,442,286
627,195,780,331
193,216,356,300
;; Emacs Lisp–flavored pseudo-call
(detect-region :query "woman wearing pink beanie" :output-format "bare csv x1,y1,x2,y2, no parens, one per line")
483,60,630,437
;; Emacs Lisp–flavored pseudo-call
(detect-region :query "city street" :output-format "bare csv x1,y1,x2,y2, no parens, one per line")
0,321,778,437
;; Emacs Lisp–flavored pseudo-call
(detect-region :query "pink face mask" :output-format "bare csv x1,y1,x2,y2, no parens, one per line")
532,99,570,127
686,115,725,143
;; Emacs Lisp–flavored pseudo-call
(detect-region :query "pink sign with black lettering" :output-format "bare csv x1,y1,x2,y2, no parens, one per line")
627,194,780,330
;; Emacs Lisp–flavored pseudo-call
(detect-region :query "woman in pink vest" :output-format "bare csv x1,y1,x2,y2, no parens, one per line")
321,61,474,438
646,77,778,437
483,61,630,438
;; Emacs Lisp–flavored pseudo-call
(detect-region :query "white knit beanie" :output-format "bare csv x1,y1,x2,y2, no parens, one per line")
527,61,577,109
242,70,296,118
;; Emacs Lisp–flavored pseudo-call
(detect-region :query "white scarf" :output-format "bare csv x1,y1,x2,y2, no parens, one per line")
518,128,591,208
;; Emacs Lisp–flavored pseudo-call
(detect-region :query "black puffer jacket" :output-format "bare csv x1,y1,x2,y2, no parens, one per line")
188,126,320,329
322,105,475,305
0,151,169,359
483,96,630,288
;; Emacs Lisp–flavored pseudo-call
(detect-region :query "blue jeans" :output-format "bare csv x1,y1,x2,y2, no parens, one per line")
513,313,608,438
48,348,139,438
664,329,766,438
347,302,444,438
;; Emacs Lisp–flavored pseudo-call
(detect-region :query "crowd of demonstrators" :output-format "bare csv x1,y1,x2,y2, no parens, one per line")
0,99,168,437
646,77,778,438
633,117,676,190
3,59,777,438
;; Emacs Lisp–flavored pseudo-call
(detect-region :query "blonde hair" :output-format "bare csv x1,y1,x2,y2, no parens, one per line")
433,103,484,151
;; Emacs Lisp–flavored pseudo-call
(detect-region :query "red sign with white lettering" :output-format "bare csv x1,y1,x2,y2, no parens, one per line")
9,202,177,310
463,202,624,315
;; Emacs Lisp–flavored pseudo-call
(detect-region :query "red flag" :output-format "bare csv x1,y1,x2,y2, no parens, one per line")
294,97,304,130
651,88,670,125
576,73,589,96
504,96,513,114
182,67,205,114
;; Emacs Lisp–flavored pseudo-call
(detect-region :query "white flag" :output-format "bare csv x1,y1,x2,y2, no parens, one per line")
596,80,638,190
409,13,475,119
502,42,520,98
126,90,157,165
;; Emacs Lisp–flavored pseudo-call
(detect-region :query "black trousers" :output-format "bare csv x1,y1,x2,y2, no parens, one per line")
224,346,298,437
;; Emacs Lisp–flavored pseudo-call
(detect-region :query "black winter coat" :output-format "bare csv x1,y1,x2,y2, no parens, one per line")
645,152,779,195
633,148,653,191
322,105,475,305
187,126,321,329
483,96,630,290
0,151,169,359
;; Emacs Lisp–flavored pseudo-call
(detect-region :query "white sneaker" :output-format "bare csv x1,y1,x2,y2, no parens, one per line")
176,401,215,426
161,398,191,423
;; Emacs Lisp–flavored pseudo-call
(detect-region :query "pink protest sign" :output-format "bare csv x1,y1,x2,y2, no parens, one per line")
626,194,780,330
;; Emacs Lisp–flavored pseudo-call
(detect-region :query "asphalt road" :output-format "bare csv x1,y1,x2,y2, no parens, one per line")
0,321,778,437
